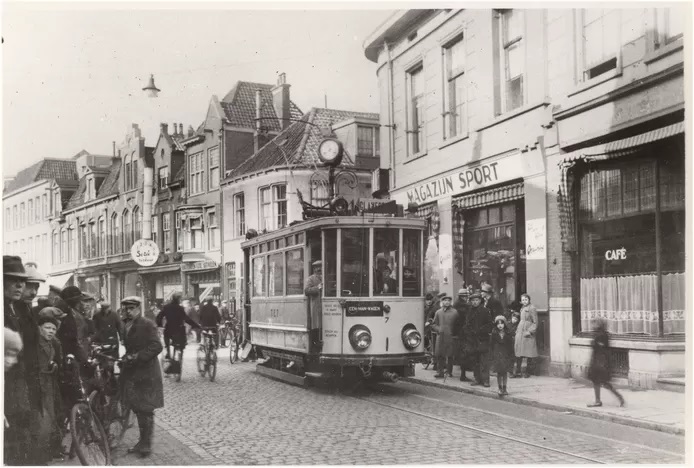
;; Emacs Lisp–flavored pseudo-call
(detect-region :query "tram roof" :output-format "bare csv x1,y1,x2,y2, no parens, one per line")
241,215,427,249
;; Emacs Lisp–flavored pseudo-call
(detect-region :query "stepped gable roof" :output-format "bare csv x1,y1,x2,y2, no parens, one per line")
64,159,122,211
3,159,78,195
228,108,378,180
220,81,302,132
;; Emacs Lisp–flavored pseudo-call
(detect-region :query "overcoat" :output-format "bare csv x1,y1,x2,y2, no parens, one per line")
489,329,514,374
31,336,64,462
587,327,611,384
431,306,461,358
463,305,493,353
485,296,505,319
121,315,164,413
304,274,322,329
514,304,539,358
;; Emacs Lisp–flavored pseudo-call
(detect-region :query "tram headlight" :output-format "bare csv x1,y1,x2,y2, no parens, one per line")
401,324,422,350
348,325,372,351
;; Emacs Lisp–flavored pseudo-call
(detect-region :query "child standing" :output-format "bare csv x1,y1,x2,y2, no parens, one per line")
508,312,520,377
489,315,514,396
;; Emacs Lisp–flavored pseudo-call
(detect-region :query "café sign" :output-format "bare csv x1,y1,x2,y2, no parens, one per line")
181,260,218,272
406,157,520,204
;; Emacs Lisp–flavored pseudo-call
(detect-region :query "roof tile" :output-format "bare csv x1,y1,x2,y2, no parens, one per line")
3,159,77,195
220,81,302,132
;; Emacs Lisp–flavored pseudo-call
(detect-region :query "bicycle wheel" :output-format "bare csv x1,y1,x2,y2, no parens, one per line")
196,345,207,376
70,402,111,466
208,349,217,382
221,329,232,348
229,332,238,364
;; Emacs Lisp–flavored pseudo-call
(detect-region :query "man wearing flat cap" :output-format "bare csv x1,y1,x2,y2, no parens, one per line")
463,291,494,387
3,256,35,464
120,296,163,458
305,260,323,350
453,288,472,381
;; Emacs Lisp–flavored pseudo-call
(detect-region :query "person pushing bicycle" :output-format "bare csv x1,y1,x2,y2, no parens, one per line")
199,298,222,348
155,293,201,360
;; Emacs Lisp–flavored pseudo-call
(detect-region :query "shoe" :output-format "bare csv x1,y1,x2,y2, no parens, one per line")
523,373,530,378
459,375,470,382
509,373,517,379
587,401,603,408
618,396,626,407
498,389,504,397
434,373,445,379
483,382,490,388
470,381,481,386
502,387,508,396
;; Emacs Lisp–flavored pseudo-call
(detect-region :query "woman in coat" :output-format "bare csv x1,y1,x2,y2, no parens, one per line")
431,295,461,379
587,319,625,407
120,296,164,458
513,293,538,378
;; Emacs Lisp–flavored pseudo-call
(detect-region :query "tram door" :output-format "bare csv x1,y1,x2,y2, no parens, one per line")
243,249,251,342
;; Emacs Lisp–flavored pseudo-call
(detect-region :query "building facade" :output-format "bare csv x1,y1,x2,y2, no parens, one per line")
364,7,685,385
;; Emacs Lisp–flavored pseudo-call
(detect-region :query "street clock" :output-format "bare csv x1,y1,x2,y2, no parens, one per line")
318,138,344,167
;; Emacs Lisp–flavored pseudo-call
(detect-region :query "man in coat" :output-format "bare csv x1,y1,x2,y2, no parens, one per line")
156,293,201,360
3,256,34,465
200,298,222,347
93,302,124,360
481,283,505,320
304,260,323,351
120,296,164,458
464,291,494,387
453,288,471,382
431,295,461,379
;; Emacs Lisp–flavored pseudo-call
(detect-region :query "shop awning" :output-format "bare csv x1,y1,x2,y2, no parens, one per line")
452,181,524,210
557,121,685,251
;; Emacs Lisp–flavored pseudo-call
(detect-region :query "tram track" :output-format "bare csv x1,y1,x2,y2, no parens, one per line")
343,381,684,465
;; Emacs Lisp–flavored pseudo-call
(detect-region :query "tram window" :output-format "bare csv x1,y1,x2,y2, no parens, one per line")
260,243,267,253
276,238,285,249
287,235,295,246
324,229,338,297
296,232,305,245
403,229,422,296
268,252,284,296
252,256,267,297
286,248,304,295
308,230,321,265
342,228,369,297
374,228,399,295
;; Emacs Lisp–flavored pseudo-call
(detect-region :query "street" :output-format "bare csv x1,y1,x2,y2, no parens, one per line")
80,344,685,466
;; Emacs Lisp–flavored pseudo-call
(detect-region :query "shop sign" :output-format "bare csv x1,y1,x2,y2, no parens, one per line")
605,248,627,261
131,239,160,267
406,156,527,204
181,260,218,272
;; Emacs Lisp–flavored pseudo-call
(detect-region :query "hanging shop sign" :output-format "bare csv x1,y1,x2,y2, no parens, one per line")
405,156,525,204
181,260,218,272
131,239,160,267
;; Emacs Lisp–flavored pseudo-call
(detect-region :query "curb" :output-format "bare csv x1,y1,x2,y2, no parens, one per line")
403,376,685,436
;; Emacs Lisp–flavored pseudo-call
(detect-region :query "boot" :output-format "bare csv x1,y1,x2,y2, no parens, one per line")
127,413,146,454
138,413,154,458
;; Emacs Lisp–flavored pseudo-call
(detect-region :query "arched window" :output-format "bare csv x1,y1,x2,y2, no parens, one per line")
52,231,59,265
67,227,74,262
98,216,106,256
123,209,131,249
111,212,120,254
132,206,141,242
61,228,68,263
79,223,87,259
89,221,97,258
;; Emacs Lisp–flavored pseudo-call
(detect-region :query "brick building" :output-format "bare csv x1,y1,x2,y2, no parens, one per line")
364,7,685,385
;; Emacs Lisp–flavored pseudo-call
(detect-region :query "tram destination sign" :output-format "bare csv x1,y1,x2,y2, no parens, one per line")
344,301,384,317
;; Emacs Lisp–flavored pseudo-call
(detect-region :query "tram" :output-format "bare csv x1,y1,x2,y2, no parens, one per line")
240,139,427,385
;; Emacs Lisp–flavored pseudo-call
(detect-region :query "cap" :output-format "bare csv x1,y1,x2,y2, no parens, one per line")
437,292,446,299
469,291,482,300
441,295,453,301
38,315,59,328
457,288,470,296
39,306,67,321
121,296,142,306
495,315,507,325
60,286,90,303
481,283,494,293
312,260,323,267
24,263,46,283
3,256,28,279
425,293,434,300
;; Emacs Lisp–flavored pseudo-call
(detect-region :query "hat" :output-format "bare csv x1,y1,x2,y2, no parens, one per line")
24,263,46,283
121,296,142,306
437,292,446,299
457,288,470,296
440,294,453,301
494,315,507,325
60,286,90,303
469,291,482,300
4,328,23,352
39,306,67,321
481,283,494,293
81,292,96,302
49,285,63,295
38,315,59,328
312,260,323,268
376,253,387,262
3,256,28,279
425,293,434,300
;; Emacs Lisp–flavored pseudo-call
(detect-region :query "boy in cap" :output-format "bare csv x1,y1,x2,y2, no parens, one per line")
120,296,164,458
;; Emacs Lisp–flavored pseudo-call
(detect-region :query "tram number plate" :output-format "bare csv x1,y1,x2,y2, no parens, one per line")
344,301,383,317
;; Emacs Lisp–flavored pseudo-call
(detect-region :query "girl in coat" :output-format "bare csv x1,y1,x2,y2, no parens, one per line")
587,320,625,407
513,293,538,378
489,316,514,396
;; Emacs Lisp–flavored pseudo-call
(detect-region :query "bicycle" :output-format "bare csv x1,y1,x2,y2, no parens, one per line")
196,328,218,382
64,353,111,465
161,330,186,383
222,321,240,364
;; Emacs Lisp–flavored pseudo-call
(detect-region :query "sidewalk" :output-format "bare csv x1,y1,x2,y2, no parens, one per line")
407,366,686,435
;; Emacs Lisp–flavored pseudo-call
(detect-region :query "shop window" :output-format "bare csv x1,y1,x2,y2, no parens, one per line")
324,229,338,297
443,34,467,138
373,228,399,296
578,154,685,336
286,248,304,295
342,228,369,297
252,256,267,297
407,65,425,156
268,252,284,297
402,229,422,297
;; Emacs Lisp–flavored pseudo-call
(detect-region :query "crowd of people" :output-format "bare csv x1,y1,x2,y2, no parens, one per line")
424,284,539,396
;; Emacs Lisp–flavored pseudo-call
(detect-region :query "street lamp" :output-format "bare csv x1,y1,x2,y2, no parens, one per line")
142,74,161,98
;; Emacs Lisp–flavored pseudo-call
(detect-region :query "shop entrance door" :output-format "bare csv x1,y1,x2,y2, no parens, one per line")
463,200,526,311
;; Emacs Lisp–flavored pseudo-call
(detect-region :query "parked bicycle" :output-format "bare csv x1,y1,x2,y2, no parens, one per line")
220,320,240,364
196,328,218,382
64,353,111,465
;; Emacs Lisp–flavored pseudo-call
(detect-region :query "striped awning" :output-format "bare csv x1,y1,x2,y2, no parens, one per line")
452,181,524,210
557,121,685,252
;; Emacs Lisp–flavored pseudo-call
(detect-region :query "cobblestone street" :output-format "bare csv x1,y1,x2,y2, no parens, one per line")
61,345,683,466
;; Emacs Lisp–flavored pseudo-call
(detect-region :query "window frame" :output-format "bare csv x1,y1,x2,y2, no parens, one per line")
406,64,426,157
234,193,246,238
497,9,526,114
259,183,288,232
208,146,220,190
207,210,219,250
357,125,380,158
162,212,171,253
189,152,205,195
579,9,623,82
158,166,169,189
442,32,468,139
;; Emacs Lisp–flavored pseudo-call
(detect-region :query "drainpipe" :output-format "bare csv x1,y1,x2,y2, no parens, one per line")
384,42,396,191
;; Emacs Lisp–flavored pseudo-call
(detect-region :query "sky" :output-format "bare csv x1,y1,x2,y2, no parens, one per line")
2,3,395,177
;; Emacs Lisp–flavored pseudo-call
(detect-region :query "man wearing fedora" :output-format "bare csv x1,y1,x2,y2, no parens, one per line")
481,283,505,320
57,286,93,365
120,296,164,458
3,256,37,464
464,291,494,387
305,260,323,351
22,262,46,309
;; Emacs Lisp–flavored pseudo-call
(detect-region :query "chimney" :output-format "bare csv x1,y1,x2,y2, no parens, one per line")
112,141,116,157
254,89,262,153
179,123,183,138
272,73,291,130
187,125,194,137
160,123,168,135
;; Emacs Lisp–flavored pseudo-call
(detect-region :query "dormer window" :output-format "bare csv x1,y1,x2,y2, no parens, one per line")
158,166,169,190
357,126,380,158
86,176,94,201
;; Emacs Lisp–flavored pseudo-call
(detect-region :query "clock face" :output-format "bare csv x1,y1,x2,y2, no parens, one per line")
319,139,340,161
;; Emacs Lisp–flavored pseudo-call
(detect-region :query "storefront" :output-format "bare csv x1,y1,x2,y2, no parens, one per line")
558,121,685,387
78,273,107,300
182,261,221,303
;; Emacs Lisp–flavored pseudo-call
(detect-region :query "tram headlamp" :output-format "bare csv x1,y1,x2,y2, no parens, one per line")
401,324,422,350
348,325,372,351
